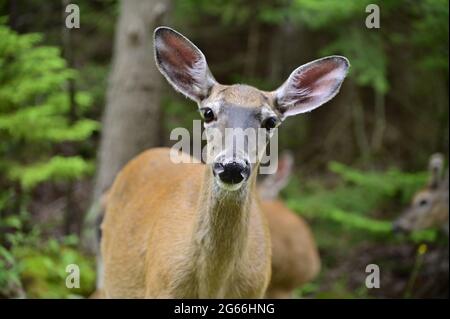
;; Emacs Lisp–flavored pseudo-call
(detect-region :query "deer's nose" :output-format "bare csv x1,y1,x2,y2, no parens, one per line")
213,161,250,185
392,222,407,234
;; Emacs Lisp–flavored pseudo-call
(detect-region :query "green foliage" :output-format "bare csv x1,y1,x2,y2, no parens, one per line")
12,237,95,298
280,0,372,29
328,162,428,203
284,162,440,298
410,0,449,71
8,156,94,190
0,245,23,298
322,30,388,94
0,22,97,192
0,21,97,298
175,0,254,26
162,97,199,133
286,162,437,244
0,215,95,298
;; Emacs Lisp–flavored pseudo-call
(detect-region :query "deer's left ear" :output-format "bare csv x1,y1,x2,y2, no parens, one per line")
274,56,349,118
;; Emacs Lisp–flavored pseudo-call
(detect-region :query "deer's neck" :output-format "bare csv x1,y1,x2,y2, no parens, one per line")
187,167,255,297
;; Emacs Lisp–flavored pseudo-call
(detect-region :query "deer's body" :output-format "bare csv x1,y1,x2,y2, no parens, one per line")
262,200,320,298
258,152,320,298
100,27,348,298
101,148,271,298
97,152,319,299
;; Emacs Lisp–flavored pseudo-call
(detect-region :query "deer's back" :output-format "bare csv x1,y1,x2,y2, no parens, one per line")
262,200,320,296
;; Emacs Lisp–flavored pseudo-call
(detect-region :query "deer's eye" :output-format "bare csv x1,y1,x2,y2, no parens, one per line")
262,117,278,130
418,199,429,207
201,107,215,123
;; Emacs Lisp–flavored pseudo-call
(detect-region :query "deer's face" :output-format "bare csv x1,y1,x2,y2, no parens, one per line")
394,189,449,232
154,27,349,191
198,85,280,190
393,154,449,233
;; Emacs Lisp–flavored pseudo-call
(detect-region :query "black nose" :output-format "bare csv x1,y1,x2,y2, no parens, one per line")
214,161,249,184
392,223,405,234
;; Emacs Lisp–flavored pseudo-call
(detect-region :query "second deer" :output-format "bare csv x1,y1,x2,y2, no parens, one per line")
393,153,449,235
259,152,321,298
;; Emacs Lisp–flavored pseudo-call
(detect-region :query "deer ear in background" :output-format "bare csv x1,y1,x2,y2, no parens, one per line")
259,151,294,200
428,153,445,189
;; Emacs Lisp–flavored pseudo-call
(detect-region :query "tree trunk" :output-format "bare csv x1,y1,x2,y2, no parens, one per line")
82,0,169,253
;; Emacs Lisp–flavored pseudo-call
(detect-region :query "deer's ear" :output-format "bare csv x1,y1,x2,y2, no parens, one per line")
428,153,445,189
274,56,349,118
258,151,294,200
154,27,217,102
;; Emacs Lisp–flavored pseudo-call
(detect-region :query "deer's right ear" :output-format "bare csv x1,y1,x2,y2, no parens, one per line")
154,27,217,103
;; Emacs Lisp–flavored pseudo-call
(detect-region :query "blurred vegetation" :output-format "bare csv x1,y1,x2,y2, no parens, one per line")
0,0,448,298
0,21,96,188
0,213,95,298
0,19,97,298
285,163,443,298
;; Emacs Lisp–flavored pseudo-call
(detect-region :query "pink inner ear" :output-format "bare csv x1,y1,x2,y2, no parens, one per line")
156,30,204,91
296,59,339,90
293,60,344,105
278,57,348,116
162,32,199,70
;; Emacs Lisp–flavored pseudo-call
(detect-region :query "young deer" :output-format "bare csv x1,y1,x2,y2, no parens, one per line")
393,153,449,235
259,152,321,298
100,27,349,298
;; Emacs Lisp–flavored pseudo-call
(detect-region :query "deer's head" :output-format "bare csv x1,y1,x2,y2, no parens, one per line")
393,153,449,233
154,27,349,191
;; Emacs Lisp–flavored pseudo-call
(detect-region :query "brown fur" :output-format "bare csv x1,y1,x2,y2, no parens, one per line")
101,148,271,298
210,84,272,108
95,159,320,299
262,201,320,298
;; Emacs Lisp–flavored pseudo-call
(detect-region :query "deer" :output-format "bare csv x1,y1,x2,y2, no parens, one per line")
393,153,449,235
100,26,349,298
93,152,320,299
93,153,321,299
259,152,321,298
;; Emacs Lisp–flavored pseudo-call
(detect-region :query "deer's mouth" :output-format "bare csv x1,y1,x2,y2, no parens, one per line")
215,178,246,191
